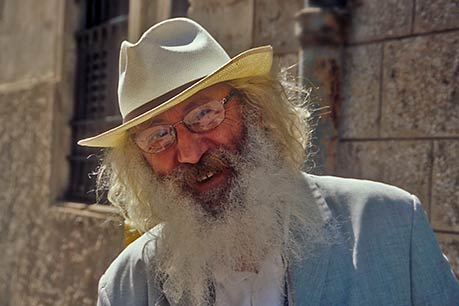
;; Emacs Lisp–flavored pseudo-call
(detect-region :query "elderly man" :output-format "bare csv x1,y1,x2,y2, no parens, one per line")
79,18,459,306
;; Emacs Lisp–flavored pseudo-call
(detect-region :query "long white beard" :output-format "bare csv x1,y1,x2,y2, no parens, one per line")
136,124,327,306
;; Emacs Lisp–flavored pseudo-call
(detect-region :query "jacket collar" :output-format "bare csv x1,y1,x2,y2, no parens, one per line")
287,174,335,306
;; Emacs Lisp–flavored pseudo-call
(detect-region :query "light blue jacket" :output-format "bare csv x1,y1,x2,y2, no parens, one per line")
97,175,459,306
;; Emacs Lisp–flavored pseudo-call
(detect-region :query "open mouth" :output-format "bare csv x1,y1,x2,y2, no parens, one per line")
190,169,232,195
178,166,236,215
196,171,217,184
178,149,236,197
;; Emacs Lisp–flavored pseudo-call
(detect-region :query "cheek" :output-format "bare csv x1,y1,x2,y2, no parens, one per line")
207,103,244,149
142,151,177,175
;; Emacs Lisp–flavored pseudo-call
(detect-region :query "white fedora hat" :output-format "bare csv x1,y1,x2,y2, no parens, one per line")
78,17,273,147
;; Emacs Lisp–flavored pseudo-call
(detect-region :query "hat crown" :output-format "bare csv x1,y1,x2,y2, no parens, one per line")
118,18,230,118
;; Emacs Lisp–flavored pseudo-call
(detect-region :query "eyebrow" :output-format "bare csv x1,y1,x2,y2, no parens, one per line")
148,118,168,126
183,96,212,113
146,97,210,126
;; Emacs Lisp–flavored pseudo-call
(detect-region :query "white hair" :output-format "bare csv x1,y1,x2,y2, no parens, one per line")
95,75,329,305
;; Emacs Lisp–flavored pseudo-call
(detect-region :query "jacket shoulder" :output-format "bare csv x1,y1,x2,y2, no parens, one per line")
97,225,163,306
305,175,419,240
304,175,459,304
307,175,416,214
308,175,414,205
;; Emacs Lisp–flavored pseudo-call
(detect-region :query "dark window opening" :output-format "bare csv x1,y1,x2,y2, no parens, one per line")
67,0,129,203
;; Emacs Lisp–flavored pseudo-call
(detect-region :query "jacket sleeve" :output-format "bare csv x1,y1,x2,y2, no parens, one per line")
97,282,112,306
95,256,149,306
95,230,166,306
410,195,459,305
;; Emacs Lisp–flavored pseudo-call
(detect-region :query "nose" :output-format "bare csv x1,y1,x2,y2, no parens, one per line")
175,124,208,164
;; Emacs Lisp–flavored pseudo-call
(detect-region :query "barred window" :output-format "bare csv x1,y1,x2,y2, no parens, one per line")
171,0,189,17
67,0,129,203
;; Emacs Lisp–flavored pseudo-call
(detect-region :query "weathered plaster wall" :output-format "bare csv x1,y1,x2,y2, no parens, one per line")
336,0,459,275
0,0,124,305
188,0,302,74
0,0,58,84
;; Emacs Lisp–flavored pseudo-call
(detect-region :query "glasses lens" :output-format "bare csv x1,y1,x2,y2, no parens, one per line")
184,100,225,132
135,125,175,153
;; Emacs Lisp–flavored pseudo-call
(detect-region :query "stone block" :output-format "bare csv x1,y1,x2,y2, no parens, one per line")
437,233,459,279
414,0,459,33
188,0,254,56
0,82,54,225
431,141,459,232
0,82,54,303
336,140,432,213
340,43,381,139
0,83,124,305
253,0,302,53
347,0,412,43
381,32,459,138
0,0,61,83
8,208,123,306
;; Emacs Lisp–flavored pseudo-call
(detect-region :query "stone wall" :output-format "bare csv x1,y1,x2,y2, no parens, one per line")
188,0,302,74
335,0,459,276
0,0,124,305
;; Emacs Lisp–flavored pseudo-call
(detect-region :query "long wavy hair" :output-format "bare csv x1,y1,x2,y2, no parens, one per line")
228,74,311,170
96,73,312,232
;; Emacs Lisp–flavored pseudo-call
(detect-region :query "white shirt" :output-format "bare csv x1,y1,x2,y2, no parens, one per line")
214,253,285,306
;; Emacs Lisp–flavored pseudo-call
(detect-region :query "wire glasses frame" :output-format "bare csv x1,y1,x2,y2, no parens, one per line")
131,89,237,154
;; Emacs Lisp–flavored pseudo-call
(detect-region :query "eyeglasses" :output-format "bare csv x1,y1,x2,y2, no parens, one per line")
132,90,237,154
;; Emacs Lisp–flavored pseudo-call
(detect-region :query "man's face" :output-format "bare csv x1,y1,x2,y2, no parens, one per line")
135,83,244,203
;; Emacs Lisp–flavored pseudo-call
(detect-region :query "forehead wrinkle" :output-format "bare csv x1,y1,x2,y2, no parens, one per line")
153,93,213,123
147,102,190,126
134,83,232,130
181,82,233,112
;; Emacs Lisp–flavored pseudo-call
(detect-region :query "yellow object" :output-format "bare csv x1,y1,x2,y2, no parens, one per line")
123,223,142,248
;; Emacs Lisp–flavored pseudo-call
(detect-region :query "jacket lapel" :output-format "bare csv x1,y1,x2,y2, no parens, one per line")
287,174,335,306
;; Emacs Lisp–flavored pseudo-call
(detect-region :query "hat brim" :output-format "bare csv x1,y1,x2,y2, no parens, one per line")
78,45,273,148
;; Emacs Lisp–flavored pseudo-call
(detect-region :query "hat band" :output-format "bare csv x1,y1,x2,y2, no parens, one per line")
123,78,203,123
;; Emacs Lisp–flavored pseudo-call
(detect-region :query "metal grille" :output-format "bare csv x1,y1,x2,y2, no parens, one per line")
67,0,128,203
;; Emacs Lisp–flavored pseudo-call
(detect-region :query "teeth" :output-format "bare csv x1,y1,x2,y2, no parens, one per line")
197,171,215,183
